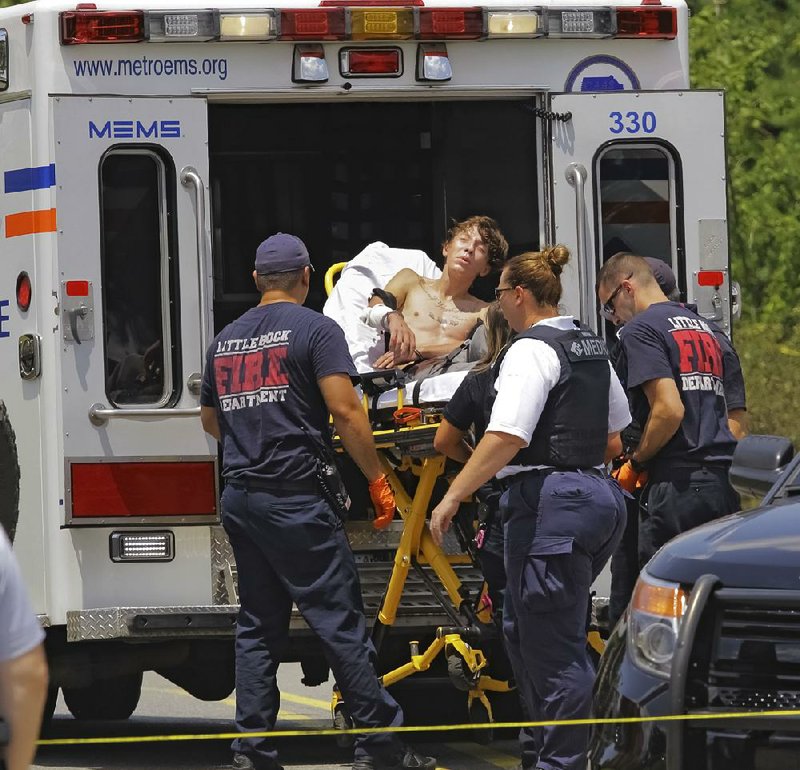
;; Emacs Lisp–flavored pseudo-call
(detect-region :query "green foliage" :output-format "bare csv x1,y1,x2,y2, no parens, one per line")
690,1,800,327
735,320,800,446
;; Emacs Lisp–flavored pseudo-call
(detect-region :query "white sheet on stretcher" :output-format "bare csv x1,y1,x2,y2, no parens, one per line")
323,241,441,374
357,369,471,410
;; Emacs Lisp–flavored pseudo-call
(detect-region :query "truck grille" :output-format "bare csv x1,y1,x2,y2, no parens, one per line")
707,605,800,711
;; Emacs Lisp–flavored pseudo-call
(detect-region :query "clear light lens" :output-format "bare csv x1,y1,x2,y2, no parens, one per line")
487,11,543,37
627,573,687,678
293,44,329,82
561,10,593,32
110,532,174,562
417,45,452,81
148,11,217,41
547,8,615,38
220,13,276,40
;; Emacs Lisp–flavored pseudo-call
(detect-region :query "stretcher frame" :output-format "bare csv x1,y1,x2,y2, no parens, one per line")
324,261,511,733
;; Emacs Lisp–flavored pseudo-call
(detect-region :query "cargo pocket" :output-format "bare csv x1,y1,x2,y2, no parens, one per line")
520,536,591,613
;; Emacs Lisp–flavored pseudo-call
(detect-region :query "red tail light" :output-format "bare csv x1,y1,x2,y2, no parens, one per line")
616,7,676,38
60,9,146,44
697,270,725,287
16,272,32,312
418,8,484,39
279,8,346,40
70,461,217,519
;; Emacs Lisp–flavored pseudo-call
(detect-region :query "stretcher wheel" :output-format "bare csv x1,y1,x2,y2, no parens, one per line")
467,697,494,745
447,651,480,692
333,702,355,748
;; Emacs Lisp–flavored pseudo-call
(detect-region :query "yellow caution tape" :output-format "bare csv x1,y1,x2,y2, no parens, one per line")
38,710,800,747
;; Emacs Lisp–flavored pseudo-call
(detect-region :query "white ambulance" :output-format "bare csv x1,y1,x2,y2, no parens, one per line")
0,0,733,719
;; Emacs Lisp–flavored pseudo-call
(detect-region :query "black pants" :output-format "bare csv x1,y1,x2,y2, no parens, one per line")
639,465,740,566
608,488,642,630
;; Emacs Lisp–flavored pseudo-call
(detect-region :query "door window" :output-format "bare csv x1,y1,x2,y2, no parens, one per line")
595,145,680,286
99,149,176,406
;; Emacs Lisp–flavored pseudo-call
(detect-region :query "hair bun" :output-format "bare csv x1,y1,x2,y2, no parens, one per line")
544,244,570,276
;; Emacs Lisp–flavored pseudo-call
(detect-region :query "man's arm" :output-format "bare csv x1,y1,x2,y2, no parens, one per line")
430,431,526,545
605,431,623,464
433,419,473,464
728,408,749,440
319,373,383,482
0,643,48,770
200,405,221,442
366,269,418,366
632,377,685,464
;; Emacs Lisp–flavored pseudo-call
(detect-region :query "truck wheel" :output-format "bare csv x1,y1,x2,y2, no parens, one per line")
0,401,20,542
63,671,143,720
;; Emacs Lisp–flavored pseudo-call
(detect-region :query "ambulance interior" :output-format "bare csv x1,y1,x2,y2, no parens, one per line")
207,99,540,328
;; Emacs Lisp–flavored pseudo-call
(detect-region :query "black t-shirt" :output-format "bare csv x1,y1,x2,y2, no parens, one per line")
443,368,494,441
617,301,737,465
708,319,746,412
200,302,357,483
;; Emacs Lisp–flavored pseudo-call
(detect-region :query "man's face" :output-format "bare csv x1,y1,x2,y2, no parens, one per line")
598,274,635,326
442,226,491,280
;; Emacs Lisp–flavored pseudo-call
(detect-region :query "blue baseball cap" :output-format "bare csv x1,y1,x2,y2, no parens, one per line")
644,257,677,297
255,233,310,274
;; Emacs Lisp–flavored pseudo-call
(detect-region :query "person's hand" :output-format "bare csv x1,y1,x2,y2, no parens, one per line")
612,461,648,493
369,475,396,529
385,312,416,364
430,495,460,546
373,350,398,369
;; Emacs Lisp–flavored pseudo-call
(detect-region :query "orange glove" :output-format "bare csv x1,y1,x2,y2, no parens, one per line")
369,474,396,530
612,461,648,494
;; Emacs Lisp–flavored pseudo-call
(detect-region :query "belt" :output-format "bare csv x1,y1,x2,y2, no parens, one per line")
226,477,317,494
500,466,608,489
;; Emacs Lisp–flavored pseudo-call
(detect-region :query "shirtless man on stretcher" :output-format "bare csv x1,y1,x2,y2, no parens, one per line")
360,216,509,370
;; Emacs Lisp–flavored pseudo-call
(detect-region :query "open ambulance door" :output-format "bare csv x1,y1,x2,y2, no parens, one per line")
53,97,219,608
548,90,730,334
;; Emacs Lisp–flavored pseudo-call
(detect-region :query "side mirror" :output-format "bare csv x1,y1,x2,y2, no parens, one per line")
729,434,795,500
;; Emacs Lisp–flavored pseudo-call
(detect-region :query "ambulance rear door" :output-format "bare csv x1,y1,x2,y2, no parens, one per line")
548,90,729,332
53,96,218,607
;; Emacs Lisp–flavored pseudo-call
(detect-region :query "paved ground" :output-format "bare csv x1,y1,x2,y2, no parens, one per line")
33,665,522,770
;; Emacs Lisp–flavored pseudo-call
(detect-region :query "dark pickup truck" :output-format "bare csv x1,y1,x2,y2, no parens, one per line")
590,435,800,770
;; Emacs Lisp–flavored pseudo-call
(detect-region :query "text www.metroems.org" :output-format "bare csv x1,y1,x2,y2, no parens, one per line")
72,56,229,80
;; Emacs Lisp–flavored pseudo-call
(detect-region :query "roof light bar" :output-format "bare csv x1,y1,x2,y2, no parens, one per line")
616,7,677,38
547,8,615,38
350,8,414,40
418,8,483,40
486,10,544,38
279,8,346,40
148,11,218,42
60,9,145,44
340,46,402,76
219,12,277,40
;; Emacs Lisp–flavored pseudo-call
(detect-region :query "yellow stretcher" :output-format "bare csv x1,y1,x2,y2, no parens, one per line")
324,262,512,737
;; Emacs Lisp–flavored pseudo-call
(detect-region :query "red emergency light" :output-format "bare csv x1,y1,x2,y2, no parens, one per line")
16,272,32,312
418,8,483,39
341,47,401,75
616,7,677,38
697,270,725,287
60,9,146,44
279,8,346,40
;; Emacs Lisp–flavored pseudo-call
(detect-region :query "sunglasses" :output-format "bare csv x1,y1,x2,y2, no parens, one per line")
494,286,515,300
601,273,633,319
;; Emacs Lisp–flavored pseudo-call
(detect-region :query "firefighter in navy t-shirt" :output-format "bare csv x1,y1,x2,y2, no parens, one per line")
597,253,740,568
200,233,435,770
